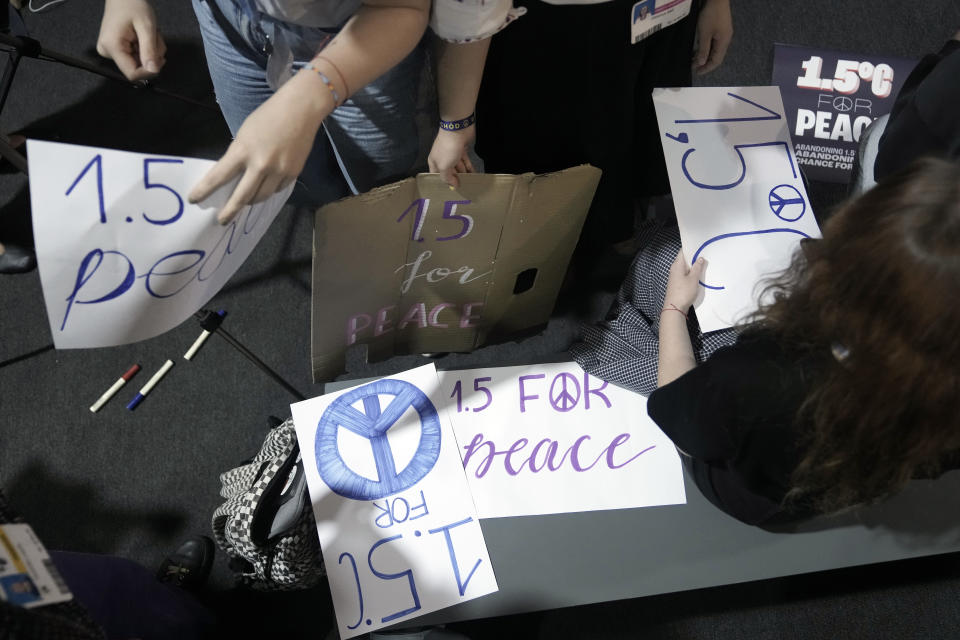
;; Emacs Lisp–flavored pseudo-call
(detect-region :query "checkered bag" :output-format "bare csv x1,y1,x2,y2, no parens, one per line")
211,418,325,590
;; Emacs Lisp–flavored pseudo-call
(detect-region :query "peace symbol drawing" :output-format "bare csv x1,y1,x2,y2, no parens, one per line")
315,379,442,501
549,373,581,413
768,184,807,222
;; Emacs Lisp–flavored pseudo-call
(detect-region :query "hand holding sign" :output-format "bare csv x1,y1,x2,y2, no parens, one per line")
665,250,707,311
188,71,335,223
28,140,294,349
653,87,821,331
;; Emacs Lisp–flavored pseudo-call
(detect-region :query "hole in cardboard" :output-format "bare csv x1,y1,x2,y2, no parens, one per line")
513,268,538,294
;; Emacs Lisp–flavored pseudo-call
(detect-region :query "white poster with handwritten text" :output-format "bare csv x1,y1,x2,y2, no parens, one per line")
439,362,686,519
28,140,293,348
291,364,496,639
653,87,822,332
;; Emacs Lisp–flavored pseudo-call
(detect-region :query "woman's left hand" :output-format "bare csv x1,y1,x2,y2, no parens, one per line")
692,0,733,75
428,126,476,188
664,249,707,312
188,71,334,224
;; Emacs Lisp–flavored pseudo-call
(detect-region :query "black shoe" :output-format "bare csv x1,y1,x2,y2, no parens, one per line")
0,244,35,274
157,535,215,590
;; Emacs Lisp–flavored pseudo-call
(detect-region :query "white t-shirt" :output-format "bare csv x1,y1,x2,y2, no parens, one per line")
255,0,524,42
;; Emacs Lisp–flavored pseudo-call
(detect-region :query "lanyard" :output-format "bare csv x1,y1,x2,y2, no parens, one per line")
238,0,272,54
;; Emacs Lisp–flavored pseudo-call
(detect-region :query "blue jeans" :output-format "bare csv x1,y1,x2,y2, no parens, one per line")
191,0,426,206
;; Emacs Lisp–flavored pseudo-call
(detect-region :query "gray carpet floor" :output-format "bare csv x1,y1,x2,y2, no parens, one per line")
1,0,959,638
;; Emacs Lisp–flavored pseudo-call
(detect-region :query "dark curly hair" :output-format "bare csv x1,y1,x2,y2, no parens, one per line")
749,158,960,514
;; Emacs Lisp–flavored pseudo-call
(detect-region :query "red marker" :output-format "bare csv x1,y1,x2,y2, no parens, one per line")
90,364,140,413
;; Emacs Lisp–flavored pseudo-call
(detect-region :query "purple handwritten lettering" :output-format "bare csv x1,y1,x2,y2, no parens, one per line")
607,435,656,469
346,313,372,346
374,306,395,336
518,374,545,413
526,438,553,473
503,438,530,475
398,303,427,330
569,435,602,472
463,432,654,478
584,374,612,409
429,303,454,328
462,433,497,478
459,302,483,329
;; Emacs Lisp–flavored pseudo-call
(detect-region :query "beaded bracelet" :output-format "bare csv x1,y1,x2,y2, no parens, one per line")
303,63,342,107
439,112,476,131
314,55,350,98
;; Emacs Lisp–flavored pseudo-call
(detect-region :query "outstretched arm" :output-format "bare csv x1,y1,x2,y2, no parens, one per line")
188,0,431,223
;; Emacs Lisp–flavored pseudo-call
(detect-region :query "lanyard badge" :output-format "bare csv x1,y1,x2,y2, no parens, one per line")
630,0,692,44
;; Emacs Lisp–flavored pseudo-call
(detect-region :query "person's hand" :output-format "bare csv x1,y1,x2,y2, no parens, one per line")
97,0,166,82
664,249,706,312
692,0,733,75
428,127,476,188
188,71,334,224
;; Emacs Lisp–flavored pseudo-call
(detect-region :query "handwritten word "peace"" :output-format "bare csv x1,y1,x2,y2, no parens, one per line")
60,203,268,331
462,431,655,479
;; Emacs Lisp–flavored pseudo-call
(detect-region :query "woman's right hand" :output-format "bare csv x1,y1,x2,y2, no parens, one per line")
428,126,476,188
664,249,707,312
97,0,166,82
188,70,336,224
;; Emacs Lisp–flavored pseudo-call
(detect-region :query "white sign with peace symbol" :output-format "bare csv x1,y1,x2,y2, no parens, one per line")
291,363,497,640
653,86,822,332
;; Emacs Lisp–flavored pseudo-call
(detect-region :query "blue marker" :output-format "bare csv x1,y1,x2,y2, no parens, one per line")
127,360,174,410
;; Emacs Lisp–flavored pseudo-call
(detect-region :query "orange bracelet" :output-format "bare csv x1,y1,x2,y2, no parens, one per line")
314,55,350,101
662,303,688,319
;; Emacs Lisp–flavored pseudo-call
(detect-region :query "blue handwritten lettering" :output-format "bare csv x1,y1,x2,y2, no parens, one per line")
373,490,429,529
427,517,481,597
338,552,365,630
367,535,421,623
61,249,135,331
142,250,206,298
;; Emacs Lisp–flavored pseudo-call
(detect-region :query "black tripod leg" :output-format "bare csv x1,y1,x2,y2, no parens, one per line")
0,133,26,174
215,326,308,402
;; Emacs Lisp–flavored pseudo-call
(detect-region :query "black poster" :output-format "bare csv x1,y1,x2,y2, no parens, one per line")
772,43,917,184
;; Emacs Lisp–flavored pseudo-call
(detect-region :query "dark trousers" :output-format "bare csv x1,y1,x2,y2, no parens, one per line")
476,0,701,253
52,551,217,640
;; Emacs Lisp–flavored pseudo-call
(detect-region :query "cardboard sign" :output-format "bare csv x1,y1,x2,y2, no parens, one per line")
28,141,293,348
291,364,497,639
772,44,917,183
310,167,601,381
439,362,686,519
652,87,822,332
